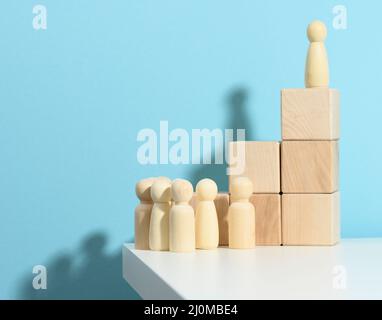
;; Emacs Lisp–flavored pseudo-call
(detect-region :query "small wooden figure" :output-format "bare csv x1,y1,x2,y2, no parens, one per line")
190,192,230,246
195,179,219,250
169,179,195,253
149,177,172,251
228,177,256,249
305,20,329,88
134,177,155,250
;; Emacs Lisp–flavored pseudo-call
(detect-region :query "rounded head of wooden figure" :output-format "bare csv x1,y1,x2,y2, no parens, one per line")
230,177,253,201
135,177,155,202
150,178,172,203
307,20,327,42
196,178,218,201
171,179,193,203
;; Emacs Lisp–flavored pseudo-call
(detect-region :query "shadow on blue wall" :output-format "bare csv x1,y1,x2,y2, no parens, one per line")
188,87,255,190
18,232,140,300
17,87,254,300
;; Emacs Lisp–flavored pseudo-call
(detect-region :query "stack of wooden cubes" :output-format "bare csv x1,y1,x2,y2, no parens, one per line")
227,87,340,246
281,88,340,245
228,142,282,246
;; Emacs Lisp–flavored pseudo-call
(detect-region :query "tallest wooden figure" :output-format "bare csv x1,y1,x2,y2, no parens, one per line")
305,20,329,88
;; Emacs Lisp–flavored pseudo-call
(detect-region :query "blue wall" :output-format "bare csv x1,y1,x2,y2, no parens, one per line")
1,0,381,299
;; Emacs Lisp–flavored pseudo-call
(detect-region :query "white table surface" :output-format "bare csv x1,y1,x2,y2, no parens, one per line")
122,238,382,300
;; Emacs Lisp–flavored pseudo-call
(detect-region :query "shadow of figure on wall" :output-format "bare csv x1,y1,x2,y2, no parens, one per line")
18,232,140,300
188,87,255,191
18,87,255,300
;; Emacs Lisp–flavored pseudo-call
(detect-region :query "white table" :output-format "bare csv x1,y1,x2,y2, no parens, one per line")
122,238,382,300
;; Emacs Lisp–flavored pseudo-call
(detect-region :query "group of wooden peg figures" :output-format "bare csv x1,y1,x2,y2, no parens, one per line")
135,176,255,252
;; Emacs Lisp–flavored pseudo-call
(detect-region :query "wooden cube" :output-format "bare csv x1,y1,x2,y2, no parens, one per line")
228,141,280,193
281,88,340,140
282,192,340,246
281,141,339,193
249,194,281,246
190,192,230,246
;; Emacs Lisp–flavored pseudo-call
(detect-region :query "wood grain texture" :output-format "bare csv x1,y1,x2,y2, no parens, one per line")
228,141,280,193
281,88,340,140
191,193,229,246
281,140,339,193
249,194,281,246
305,21,329,88
282,192,340,246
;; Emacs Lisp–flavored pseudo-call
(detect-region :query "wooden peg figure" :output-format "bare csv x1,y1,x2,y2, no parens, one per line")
228,177,256,249
305,20,329,88
169,179,195,252
195,179,219,249
134,177,155,250
149,177,172,251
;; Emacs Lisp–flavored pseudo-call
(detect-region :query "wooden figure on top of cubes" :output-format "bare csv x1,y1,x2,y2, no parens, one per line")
149,177,172,251
169,179,195,253
305,20,329,88
195,179,219,250
134,177,155,250
228,177,256,249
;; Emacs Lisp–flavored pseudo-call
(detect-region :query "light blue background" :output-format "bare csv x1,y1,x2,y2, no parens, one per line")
1,0,381,299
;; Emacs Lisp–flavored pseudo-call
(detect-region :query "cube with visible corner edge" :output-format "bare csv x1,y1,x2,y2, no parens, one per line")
249,194,281,246
228,141,280,194
281,88,340,140
281,140,339,193
282,192,340,246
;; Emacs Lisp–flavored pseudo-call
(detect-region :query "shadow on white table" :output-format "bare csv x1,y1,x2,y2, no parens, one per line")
123,238,382,300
